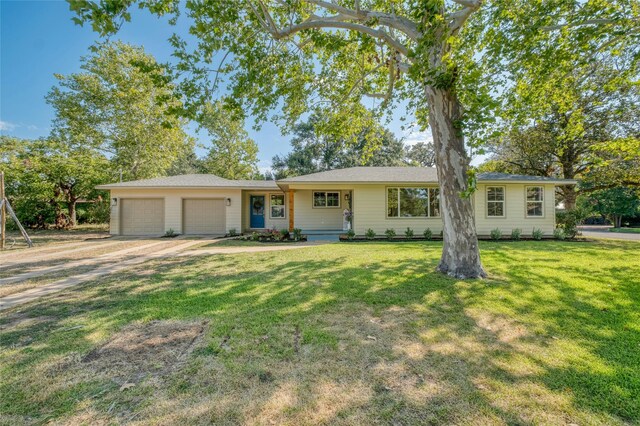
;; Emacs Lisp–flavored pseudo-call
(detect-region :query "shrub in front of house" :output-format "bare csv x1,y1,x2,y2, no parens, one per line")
227,228,238,237
346,229,355,240
553,228,566,240
280,229,290,240
404,227,414,238
365,229,376,240
532,228,544,240
423,228,433,240
511,228,522,241
556,209,583,239
163,228,178,238
490,228,502,241
385,228,396,240
292,228,303,241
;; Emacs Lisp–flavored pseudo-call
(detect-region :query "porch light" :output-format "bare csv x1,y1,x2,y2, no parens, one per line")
344,193,351,201
226,198,231,206
112,198,118,206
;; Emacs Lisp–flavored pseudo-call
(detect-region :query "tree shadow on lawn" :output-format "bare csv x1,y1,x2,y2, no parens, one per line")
1,241,639,424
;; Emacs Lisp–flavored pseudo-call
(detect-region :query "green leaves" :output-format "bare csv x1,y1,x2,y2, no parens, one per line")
47,41,193,181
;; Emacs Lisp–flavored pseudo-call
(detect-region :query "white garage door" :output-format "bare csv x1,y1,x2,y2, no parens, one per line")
120,198,165,236
183,199,226,235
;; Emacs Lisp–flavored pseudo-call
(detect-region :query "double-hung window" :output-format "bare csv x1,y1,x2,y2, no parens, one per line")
486,187,505,217
270,194,285,218
313,191,340,208
526,186,544,217
387,187,440,218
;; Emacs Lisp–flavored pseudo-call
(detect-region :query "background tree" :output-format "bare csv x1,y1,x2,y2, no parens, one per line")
405,142,436,167
0,136,109,228
483,64,640,209
198,101,259,179
71,0,639,278
47,41,193,180
271,115,406,178
579,187,640,229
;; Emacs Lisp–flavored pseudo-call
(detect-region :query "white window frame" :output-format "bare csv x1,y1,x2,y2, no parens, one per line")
312,191,341,208
525,186,545,218
386,187,441,218
486,186,506,218
269,193,286,219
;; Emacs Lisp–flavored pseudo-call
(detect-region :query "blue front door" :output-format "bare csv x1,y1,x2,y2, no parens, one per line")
250,195,265,228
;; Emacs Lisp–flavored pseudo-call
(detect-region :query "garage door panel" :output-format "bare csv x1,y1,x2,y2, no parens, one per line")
183,199,225,235
121,199,164,235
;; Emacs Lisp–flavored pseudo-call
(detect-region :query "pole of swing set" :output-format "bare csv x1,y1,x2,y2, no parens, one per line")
1,171,5,250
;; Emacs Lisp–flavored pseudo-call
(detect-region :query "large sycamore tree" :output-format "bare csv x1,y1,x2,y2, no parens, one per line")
70,0,638,278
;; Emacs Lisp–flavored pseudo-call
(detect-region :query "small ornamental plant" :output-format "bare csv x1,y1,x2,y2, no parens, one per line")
346,229,355,240
280,228,290,240
365,228,376,240
553,228,566,240
511,228,522,241
423,228,433,240
490,228,502,241
228,228,238,237
385,228,396,240
532,228,544,240
163,228,178,238
292,228,303,241
404,227,414,238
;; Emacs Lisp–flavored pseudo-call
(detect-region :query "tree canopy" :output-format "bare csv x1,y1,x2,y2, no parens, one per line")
198,101,260,179
47,41,194,181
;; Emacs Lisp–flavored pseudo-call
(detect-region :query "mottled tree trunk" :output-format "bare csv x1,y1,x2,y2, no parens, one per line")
426,86,486,279
561,185,576,210
68,200,77,228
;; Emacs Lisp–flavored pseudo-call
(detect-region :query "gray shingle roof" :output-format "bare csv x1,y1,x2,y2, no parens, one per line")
96,168,577,190
278,167,440,183
96,174,279,189
476,172,576,183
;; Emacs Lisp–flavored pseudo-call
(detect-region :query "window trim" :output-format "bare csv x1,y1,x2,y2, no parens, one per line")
486,186,506,218
525,186,545,218
269,193,286,219
312,191,341,209
385,186,441,219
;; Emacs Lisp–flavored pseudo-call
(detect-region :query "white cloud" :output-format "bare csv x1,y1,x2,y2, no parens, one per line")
402,128,433,146
0,120,17,132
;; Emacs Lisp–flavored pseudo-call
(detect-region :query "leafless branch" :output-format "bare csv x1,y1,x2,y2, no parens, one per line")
250,2,411,58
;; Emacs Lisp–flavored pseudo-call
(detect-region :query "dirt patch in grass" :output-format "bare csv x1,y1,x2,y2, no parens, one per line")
82,320,208,384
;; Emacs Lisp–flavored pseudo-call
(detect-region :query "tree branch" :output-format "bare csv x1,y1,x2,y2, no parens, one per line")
307,0,421,41
251,4,411,58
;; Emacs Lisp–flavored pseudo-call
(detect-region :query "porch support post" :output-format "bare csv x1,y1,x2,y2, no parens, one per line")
288,190,294,232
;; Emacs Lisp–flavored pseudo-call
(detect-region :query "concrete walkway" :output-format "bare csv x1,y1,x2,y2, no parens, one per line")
578,226,640,241
0,238,215,311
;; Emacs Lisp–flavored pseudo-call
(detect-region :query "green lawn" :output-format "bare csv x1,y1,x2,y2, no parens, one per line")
609,227,640,234
1,240,639,425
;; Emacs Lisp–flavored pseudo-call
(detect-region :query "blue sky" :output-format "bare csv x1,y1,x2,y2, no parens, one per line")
0,0,434,171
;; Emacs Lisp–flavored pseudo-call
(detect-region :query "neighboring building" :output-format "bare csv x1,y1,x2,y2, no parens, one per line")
96,167,576,237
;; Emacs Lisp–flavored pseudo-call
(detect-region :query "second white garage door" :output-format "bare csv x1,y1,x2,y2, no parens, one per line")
182,199,226,235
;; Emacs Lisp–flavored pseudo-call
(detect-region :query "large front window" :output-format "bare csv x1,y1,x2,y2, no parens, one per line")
313,191,340,208
387,187,440,218
526,186,544,217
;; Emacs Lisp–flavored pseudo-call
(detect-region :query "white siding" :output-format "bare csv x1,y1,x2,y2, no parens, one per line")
352,185,443,235
474,183,556,236
292,189,345,230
